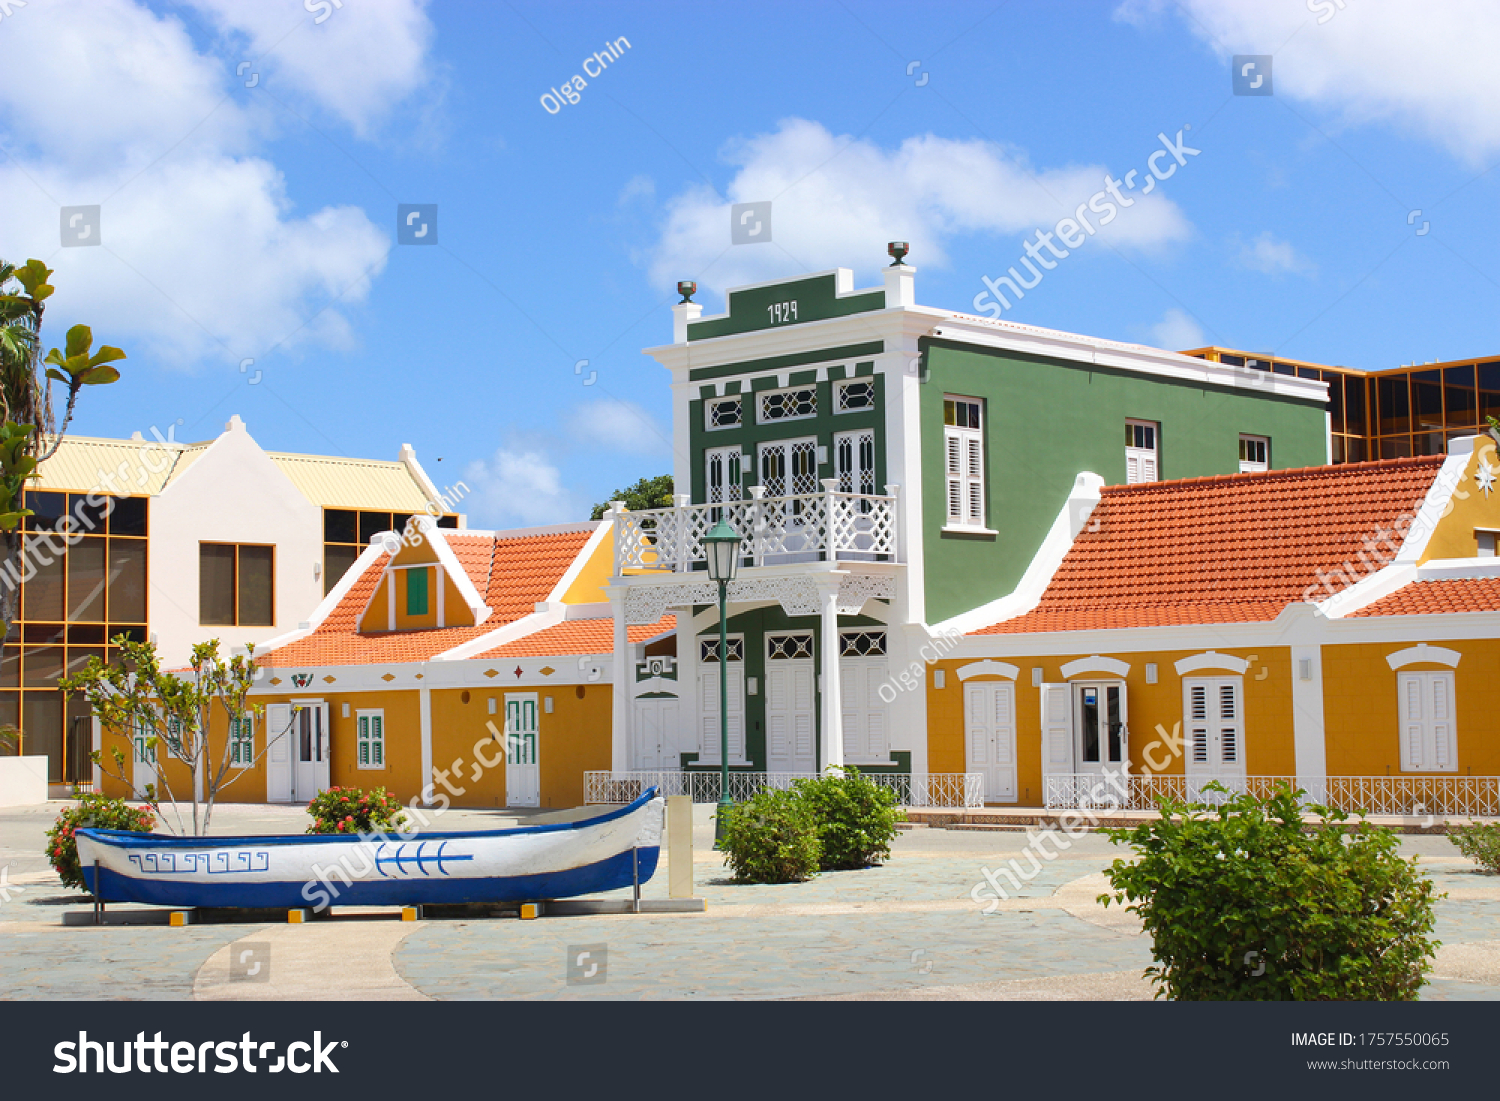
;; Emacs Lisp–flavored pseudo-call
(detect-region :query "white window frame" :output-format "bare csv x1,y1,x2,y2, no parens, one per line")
356,709,386,770
1476,529,1498,558
1238,434,1269,473
944,394,986,530
833,428,876,496
833,377,877,414
1126,419,1159,484
704,394,742,431
1397,671,1457,773
229,713,255,768
1182,676,1244,774
705,445,744,505
756,384,818,425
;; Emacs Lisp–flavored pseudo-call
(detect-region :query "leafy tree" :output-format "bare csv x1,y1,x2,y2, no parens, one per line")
60,637,296,836
0,259,124,634
590,473,673,520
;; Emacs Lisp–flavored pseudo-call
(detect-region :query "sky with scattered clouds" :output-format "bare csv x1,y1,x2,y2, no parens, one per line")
0,0,1496,528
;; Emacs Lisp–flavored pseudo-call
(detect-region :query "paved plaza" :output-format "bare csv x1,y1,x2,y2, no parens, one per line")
2,802,1498,1001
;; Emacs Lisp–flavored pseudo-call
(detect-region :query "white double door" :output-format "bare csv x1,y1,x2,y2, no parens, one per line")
965,681,1017,803
698,638,745,764
765,632,816,773
505,693,540,807
265,702,330,804
632,698,682,770
1041,681,1128,805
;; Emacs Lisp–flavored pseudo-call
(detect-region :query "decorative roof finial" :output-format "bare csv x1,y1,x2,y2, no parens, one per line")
677,280,697,304
887,241,910,266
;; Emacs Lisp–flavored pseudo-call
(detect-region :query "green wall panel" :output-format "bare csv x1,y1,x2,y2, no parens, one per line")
919,339,1329,624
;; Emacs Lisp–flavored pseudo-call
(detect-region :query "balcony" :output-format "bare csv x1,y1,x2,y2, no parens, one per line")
611,481,900,575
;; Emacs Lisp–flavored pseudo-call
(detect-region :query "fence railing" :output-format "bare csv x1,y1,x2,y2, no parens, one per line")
1044,773,1500,817
612,483,898,573
585,770,983,809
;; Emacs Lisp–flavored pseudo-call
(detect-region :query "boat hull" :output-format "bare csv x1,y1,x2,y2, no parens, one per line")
75,791,663,910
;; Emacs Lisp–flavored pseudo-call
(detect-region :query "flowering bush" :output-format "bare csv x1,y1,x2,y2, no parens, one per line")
47,794,156,891
306,786,409,835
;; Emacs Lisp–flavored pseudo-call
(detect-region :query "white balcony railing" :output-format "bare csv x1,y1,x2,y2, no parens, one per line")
612,482,898,574
585,770,982,809
1044,773,1500,817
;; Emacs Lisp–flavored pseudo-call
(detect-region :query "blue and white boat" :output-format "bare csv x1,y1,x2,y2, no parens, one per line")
75,789,663,910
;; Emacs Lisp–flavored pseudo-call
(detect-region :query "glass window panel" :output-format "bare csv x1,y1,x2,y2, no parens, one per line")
199,544,236,625
1331,436,1345,463
67,624,106,645
324,509,358,543
23,645,64,687
1297,366,1320,379
436,515,458,529
1380,436,1412,459
1413,430,1444,456
1272,362,1295,376
109,495,147,536
23,624,64,644
0,646,18,688
67,537,107,622
0,691,17,755
237,545,274,626
108,538,147,623
66,647,105,678
1219,353,1245,366
1325,373,1345,435
114,626,147,644
1443,365,1476,426
73,494,111,536
359,512,394,544
23,491,66,531
1480,363,1500,425
1411,369,1443,428
324,544,359,595
1378,376,1411,435
23,535,65,621
1344,375,1367,437
22,692,63,780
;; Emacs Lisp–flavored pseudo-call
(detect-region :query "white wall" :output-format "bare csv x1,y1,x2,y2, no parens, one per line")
0,756,47,806
148,417,326,666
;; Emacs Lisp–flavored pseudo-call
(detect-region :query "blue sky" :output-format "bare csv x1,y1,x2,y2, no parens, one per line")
1,0,1497,527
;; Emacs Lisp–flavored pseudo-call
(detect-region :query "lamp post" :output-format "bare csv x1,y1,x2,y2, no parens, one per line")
703,518,742,848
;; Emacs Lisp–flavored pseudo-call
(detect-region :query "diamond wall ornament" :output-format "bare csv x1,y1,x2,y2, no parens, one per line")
268,677,282,686
323,676,337,684
381,673,396,682
484,668,500,678
539,666,555,677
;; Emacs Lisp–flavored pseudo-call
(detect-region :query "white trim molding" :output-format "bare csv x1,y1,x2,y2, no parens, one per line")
1386,644,1462,671
1174,651,1250,676
1060,655,1131,679
956,659,1019,682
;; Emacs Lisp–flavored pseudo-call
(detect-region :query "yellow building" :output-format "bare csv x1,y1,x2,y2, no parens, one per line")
925,434,1500,815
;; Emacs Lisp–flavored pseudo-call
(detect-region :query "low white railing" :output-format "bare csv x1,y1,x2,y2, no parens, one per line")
612,483,898,573
1044,773,1500,817
585,770,983,809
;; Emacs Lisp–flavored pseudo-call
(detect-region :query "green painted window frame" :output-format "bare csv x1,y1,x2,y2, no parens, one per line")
405,567,430,617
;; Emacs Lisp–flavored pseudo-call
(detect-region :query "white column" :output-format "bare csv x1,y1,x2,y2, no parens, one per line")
1290,644,1327,803
418,683,434,805
609,584,630,772
820,583,844,770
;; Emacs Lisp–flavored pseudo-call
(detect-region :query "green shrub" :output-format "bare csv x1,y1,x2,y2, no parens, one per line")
46,794,156,891
794,767,902,870
306,786,409,835
1101,784,1440,1001
1450,821,1500,874
717,788,821,883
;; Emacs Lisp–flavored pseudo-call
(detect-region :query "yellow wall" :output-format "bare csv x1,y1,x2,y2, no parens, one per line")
359,566,475,632
537,684,612,809
560,532,612,605
927,647,1296,804
1422,437,1500,562
429,688,508,807
1323,638,1500,775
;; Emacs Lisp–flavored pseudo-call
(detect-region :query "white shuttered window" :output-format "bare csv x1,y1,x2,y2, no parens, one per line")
1398,671,1456,772
944,396,985,527
1183,676,1244,774
1126,420,1159,484
357,710,385,769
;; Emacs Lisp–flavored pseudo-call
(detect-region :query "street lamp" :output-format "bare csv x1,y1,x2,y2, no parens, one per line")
703,518,742,848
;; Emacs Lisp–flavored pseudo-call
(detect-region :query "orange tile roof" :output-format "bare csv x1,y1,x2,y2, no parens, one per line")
973,457,1444,635
478,615,676,659
1352,577,1500,617
262,529,594,667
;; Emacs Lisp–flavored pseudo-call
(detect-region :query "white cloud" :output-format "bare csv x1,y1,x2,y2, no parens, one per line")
461,447,583,529
1128,0,1500,165
617,175,655,207
183,0,436,139
646,118,1194,295
566,399,670,455
1235,231,1316,276
1148,308,1207,350
0,0,434,367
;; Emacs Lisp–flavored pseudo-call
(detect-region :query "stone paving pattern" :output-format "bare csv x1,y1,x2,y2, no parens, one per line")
2,802,1497,1001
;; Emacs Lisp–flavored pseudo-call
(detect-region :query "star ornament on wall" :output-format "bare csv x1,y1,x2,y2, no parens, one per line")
1476,457,1497,498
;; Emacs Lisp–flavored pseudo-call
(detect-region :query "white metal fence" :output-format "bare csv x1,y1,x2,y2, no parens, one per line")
585,770,983,809
612,487,897,573
1044,773,1500,817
